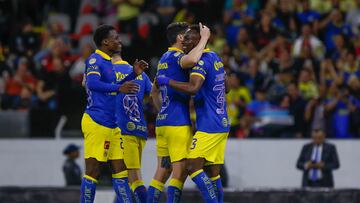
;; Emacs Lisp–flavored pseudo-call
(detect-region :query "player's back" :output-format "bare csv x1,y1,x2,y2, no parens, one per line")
191,49,229,133
84,50,117,128
113,61,152,138
156,47,191,126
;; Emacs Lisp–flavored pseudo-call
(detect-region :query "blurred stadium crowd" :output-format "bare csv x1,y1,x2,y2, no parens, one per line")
0,0,360,138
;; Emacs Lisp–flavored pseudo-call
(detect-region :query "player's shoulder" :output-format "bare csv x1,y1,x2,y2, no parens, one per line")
113,60,132,68
203,49,220,59
165,48,184,59
86,52,103,66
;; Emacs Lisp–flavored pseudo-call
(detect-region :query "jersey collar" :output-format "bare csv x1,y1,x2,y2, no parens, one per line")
203,48,211,53
113,60,130,65
168,47,184,53
95,49,111,60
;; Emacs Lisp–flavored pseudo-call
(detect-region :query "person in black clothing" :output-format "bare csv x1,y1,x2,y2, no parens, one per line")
296,129,340,187
63,144,82,186
285,82,307,137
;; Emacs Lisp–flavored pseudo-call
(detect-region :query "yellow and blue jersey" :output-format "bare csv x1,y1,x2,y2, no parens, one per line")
156,47,191,126
84,49,118,128
114,61,152,139
190,49,230,133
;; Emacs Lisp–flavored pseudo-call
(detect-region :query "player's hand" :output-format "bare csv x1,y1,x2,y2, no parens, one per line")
119,81,140,94
315,161,324,169
305,161,314,169
199,22,210,40
156,75,170,86
133,59,148,75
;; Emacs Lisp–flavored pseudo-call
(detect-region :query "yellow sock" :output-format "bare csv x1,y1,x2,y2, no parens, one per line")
190,169,204,179
112,170,128,179
169,178,184,190
84,175,98,183
210,175,221,181
149,179,165,191
131,180,145,191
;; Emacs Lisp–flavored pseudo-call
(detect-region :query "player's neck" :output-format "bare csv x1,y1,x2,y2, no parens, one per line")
171,42,183,51
98,47,113,57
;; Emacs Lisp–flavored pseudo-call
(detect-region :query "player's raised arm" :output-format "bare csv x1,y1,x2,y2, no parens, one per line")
115,59,149,85
180,23,210,69
157,74,204,95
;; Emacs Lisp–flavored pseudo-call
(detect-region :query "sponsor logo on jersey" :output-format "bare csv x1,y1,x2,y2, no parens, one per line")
127,122,136,131
222,117,228,127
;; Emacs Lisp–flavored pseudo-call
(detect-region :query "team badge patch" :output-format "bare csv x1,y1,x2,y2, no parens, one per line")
198,60,204,65
174,52,181,57
89,58,96,65
222,117,228,127
127,122,136,131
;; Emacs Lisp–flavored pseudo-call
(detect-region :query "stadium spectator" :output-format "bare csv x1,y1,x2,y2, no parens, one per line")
12,21,40,57
0,0,359,138
254,12,277,49
296,0,321,26
62,144,82,186
298,68,318,100
304,85,327,136
281,82,307,137
292,24,325,60
296,129,340,187
320,9,353,52
2,58,36,110
226,72,251,138
325,85,354,138
70,43,93,83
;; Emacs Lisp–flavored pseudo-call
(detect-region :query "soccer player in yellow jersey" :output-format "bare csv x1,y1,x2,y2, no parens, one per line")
81,25,147,203
148,22,211,203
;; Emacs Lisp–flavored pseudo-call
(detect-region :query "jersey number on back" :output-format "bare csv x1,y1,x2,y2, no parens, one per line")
160,86,170,113
86,88,93,108
213,83,225,114
123,95,141,122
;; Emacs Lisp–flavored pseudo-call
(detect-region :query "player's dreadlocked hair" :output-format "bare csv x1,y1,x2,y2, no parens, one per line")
93,24,115,47
166,22,189,45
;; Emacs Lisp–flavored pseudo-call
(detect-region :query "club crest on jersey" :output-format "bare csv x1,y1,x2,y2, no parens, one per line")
174,52,181,57
127,122,136,131
222,117,228,127
89,58,96,65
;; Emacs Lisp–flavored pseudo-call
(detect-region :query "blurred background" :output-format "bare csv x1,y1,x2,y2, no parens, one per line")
0,0,360,139
0,0,360,202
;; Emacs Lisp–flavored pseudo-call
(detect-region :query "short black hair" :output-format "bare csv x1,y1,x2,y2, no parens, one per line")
189,24,200,34
93,24,115,47
166,22,189,45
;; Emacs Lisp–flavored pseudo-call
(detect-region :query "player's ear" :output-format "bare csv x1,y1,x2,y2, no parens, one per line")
103,39,109,46
178,34,184,42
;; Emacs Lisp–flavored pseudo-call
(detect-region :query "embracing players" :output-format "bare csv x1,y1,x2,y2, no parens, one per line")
148,22,210,203
157,24,230,203
81,25,147,203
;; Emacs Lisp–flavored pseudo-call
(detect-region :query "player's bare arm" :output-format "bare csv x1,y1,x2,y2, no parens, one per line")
158,74,204,95
180,23,210,69
119,81,140,94
150,80,162,112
